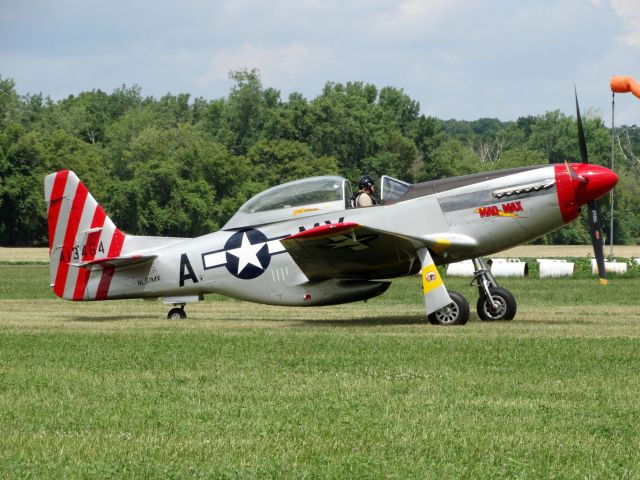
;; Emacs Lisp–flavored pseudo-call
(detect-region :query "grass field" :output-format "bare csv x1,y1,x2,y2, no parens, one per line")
1,260,640,478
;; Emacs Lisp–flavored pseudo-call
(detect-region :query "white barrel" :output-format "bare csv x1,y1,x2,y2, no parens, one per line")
591,259,627,275
538,259,574,278
446,260,475,277
490,261,528,277
607,261,627,274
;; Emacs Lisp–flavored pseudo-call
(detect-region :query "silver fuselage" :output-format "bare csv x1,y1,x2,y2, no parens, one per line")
81,165,565,306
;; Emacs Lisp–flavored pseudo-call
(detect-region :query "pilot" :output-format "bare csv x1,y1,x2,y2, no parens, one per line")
355,175,377,207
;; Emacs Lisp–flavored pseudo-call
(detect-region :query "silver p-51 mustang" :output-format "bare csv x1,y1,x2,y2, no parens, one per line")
44,98,618,324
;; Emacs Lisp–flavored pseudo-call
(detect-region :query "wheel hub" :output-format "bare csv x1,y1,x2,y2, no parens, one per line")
434,303,460,325
484,297,506,318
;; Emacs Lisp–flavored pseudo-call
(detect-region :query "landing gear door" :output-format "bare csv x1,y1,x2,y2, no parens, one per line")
380,175,410,205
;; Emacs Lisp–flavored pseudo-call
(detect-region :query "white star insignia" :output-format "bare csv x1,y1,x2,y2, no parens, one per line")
227,233,265,274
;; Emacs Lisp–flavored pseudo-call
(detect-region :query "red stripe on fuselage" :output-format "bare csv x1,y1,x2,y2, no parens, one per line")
94,228,125,300
95,265,115,300
47,170,70,252
53,181,88,298
72,206,107,301
108,229,125,258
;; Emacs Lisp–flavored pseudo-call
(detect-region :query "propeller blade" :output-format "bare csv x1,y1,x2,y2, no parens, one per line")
564,160,575,179
575,87,607,284
587,200,608,285
564,160,588,185
575,86,589,164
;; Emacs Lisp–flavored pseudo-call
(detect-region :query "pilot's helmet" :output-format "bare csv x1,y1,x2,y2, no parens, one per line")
358,175,375,190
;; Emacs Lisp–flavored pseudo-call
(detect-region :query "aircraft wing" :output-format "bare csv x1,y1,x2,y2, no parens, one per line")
281,222,477,280
71,254,157,270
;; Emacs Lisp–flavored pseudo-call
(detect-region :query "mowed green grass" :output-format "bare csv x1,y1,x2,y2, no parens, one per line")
1,264,640,478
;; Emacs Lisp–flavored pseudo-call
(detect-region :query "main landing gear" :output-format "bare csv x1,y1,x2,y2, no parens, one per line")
472,257,517,321
428,290,470,325
429,257,517,325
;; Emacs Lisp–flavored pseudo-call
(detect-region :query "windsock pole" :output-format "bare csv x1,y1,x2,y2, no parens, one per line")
609,75,640,256
610,91,615,258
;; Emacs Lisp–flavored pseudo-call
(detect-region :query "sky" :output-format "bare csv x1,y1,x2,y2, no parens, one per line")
1,0,640,125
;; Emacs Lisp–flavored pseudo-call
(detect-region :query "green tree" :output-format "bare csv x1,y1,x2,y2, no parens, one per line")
3,74,640,247
104,106,161,179
361,131,418,181
378,86,420,136
420,137,482,181
0,76,20,130
0,130,50,245
262,92,312,142
528,110,575,164
108,124,253,236
309,81,382,178
247,139,339,188
221,68,266,155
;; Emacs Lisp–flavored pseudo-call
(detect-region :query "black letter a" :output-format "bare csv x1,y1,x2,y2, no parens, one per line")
179,253,199,287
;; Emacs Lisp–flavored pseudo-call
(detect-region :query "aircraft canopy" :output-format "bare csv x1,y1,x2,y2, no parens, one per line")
223,176,353,230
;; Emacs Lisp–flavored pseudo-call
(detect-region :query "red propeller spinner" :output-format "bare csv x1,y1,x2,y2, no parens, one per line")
555,163,618,223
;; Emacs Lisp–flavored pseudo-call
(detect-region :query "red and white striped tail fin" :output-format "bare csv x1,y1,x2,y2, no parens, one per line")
44,170,126,301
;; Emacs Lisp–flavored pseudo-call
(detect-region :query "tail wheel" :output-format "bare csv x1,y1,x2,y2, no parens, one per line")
429,290,470,326
477,287,517,321
167,307,187,320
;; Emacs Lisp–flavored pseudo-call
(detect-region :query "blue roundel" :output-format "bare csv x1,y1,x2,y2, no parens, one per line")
224,228,271,279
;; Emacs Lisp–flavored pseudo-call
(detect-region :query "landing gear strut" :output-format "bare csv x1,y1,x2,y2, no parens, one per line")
471,258,517,321
167,304,187,320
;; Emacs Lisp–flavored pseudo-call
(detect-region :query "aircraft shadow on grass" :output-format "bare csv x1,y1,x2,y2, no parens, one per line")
295,315,429,327
68,313,597,327
70,315,159,322
517,319,596,326
69,313,429,326
301,316,599,327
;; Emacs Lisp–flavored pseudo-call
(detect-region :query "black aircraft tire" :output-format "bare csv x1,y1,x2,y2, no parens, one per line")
477,287,517,321
167,307,187,320
428,290,470,326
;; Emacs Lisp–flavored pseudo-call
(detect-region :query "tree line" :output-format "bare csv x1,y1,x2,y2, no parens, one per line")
1,69,639,246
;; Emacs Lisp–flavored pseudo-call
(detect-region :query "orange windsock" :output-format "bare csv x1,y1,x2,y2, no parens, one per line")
610,75,640,99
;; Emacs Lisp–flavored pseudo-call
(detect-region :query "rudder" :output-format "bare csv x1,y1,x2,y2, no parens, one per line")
44,171,126,300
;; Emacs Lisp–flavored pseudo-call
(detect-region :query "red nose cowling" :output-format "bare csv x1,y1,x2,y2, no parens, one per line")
554,163,618,223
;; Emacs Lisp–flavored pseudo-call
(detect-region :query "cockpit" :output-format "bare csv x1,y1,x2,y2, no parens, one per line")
240,176,352,213
222,174,410,230
223,176,353,230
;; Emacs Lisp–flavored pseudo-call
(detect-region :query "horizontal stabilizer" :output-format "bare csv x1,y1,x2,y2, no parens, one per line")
71,254,157,270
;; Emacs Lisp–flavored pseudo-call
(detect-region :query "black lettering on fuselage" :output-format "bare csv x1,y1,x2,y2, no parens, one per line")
179,253,198,287
137,275,160,287
298,217,345,233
